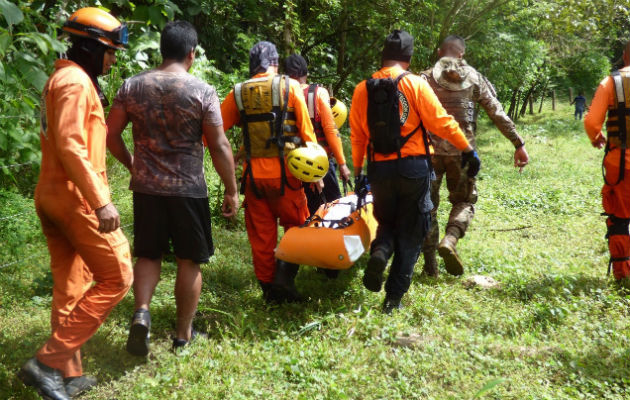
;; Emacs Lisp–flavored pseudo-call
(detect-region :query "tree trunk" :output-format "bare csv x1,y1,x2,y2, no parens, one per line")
507,89,518,119
282,1,295,55
514,91,521,122
538,81,548,113
569,87,573,102
552,90,556,111
529,96,534,114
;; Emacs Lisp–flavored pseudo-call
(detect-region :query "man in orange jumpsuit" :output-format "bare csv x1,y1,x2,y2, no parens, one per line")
221,41,316,303
350,30,478,313
284,53,351,279
19,8,132,400
584,41,630,282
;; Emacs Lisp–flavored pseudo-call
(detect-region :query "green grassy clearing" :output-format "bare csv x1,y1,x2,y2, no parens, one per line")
1,100,629,399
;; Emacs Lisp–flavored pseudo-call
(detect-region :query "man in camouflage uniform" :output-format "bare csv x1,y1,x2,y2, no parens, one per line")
421,35,530,277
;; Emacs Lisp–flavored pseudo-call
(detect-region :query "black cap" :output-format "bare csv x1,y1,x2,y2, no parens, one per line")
284,54,308,78
382,30,414,62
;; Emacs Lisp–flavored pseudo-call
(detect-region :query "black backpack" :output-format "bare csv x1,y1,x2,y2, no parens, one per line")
366,71,425,157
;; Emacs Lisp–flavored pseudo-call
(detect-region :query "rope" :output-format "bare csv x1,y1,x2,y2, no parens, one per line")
0,161,37,169
0,249,48,270
0,220,134,271
0,211,34,221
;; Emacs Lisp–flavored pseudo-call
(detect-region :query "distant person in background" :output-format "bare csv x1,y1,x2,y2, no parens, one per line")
571,91,587,120
107,21,238,355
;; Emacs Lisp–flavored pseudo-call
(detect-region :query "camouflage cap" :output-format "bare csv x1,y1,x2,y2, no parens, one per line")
432,57,476,91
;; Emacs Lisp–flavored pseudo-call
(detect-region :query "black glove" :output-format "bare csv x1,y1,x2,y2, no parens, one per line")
354,174,369,196
461,150,481,178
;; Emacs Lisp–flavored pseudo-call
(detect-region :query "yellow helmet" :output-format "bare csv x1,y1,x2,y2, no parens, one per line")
287,142,329,182
63,7,128,50
330,97,348,128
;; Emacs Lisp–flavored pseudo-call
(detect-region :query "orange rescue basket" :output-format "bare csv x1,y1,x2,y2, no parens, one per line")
275,193,378,270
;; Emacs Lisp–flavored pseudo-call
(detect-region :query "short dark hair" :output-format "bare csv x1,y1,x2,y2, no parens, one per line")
160,20,198,62
442,35,466,50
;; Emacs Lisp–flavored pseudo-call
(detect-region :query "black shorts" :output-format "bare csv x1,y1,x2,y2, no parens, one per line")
133,192,214,263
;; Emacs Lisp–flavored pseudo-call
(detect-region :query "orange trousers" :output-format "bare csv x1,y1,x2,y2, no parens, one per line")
602,157,630,280
244,177,309,283
34,181,132,377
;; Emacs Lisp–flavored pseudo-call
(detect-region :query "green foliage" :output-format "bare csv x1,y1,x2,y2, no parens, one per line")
2,102,630,399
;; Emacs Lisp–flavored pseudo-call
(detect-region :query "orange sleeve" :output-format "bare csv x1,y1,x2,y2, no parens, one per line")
220,90,241,132
584,76,613,143
49,82,110,209
415,77,469,151
350,81,369,171
317,88,346,164
289,80,316,143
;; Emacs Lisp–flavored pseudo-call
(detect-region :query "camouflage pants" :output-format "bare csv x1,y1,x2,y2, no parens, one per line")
422,154,478,253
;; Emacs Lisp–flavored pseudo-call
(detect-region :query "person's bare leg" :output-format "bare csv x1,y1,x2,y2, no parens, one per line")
133,257,162,310
174,258,202,341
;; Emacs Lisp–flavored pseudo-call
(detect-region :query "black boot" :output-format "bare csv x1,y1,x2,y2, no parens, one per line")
258,280,275,303
19,357,70,400
382,295,403,315
126,308,151,356
64,375,97,398
363,249,388,292
272,260,304,303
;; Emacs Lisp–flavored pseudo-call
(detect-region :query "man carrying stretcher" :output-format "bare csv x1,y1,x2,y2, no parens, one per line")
349,30,479,313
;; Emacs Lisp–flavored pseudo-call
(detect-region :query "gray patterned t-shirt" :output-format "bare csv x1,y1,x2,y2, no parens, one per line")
112,70,222,197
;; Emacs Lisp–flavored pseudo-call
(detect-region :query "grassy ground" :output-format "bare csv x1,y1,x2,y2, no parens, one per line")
1,101,629,399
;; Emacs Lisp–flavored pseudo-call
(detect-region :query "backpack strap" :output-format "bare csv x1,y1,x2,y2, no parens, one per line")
604,70,627,186
396,71,434,175
307,84,317,120
235,81,262,198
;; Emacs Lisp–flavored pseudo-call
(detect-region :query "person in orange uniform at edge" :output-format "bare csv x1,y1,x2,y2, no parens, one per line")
284,53,351,279
584,40,630,283
18,8,133,400
221,41,317,303
350,30,479,314
106,21,238,356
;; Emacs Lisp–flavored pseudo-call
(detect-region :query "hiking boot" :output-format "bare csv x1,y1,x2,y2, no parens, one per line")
126,308,151,356
64,375,97,398
172,330,206,351
363,249,388,292
19,357,70,400
271,260,304,304
422,251,439,278
259,280,274,303
438,234,464,276
382,296,403,315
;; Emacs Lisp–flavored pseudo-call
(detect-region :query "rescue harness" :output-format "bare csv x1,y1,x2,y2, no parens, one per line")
234,74,302,196
603,70,630,185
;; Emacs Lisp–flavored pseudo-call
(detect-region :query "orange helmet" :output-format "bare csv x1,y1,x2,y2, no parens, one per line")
63,7,128,50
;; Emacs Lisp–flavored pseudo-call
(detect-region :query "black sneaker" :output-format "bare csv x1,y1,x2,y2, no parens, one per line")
382,297,402,315
19,357,70,400
363,250,388,292
172,330,206,351
64,375,97,398
126,308,151,356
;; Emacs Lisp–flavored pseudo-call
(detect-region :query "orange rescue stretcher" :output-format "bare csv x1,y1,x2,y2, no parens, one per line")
275,192,378,270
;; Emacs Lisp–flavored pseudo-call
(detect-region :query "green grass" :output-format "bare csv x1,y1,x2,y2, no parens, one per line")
1,101,629,399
